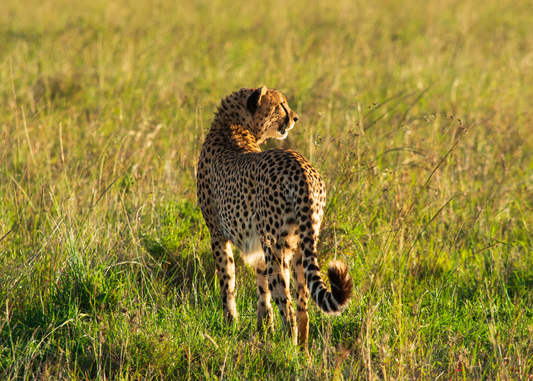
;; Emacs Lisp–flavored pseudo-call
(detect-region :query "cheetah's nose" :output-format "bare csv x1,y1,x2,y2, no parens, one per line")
293,116,299,122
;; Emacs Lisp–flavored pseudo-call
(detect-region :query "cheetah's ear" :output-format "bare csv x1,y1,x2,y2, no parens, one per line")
246,86,268,115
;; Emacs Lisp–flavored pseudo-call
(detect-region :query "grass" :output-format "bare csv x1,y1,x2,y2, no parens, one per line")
1,0,532,379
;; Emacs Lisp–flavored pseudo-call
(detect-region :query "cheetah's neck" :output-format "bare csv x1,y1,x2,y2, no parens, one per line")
208,91,261,153
210,122,261,153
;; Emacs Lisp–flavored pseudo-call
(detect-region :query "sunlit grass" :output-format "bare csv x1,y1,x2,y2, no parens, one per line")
1,0,532,379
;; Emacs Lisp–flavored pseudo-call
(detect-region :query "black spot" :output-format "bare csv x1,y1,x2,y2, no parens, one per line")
310,281,320,296
307,263,318,271
317,289,327,308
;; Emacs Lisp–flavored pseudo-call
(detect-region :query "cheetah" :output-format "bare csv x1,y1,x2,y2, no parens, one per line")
196,86,352,348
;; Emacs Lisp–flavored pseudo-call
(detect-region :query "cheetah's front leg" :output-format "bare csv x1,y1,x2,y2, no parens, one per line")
211,236,237,323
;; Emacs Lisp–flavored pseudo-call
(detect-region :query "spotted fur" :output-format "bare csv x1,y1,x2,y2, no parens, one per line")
196,86,352,348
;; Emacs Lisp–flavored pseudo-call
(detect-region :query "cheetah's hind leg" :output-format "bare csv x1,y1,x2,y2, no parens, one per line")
264,241,297,344
254,256,274,334
292,245,310,350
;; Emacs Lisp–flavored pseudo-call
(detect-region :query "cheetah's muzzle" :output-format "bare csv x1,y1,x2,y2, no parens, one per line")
277,123,289,135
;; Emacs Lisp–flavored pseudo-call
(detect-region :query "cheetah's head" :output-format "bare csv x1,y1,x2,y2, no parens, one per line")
244,86,299,144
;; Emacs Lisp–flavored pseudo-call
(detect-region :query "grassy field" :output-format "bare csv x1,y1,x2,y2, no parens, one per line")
1,0,532,379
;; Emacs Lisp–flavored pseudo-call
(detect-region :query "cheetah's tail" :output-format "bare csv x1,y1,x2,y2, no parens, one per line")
305,256,353,314
325,260,353,311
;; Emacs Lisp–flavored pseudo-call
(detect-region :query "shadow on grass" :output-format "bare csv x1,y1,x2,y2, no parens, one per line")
0,255,122,379
140,201,216,295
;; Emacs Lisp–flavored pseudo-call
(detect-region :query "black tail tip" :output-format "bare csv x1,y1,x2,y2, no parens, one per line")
327,261,353,308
